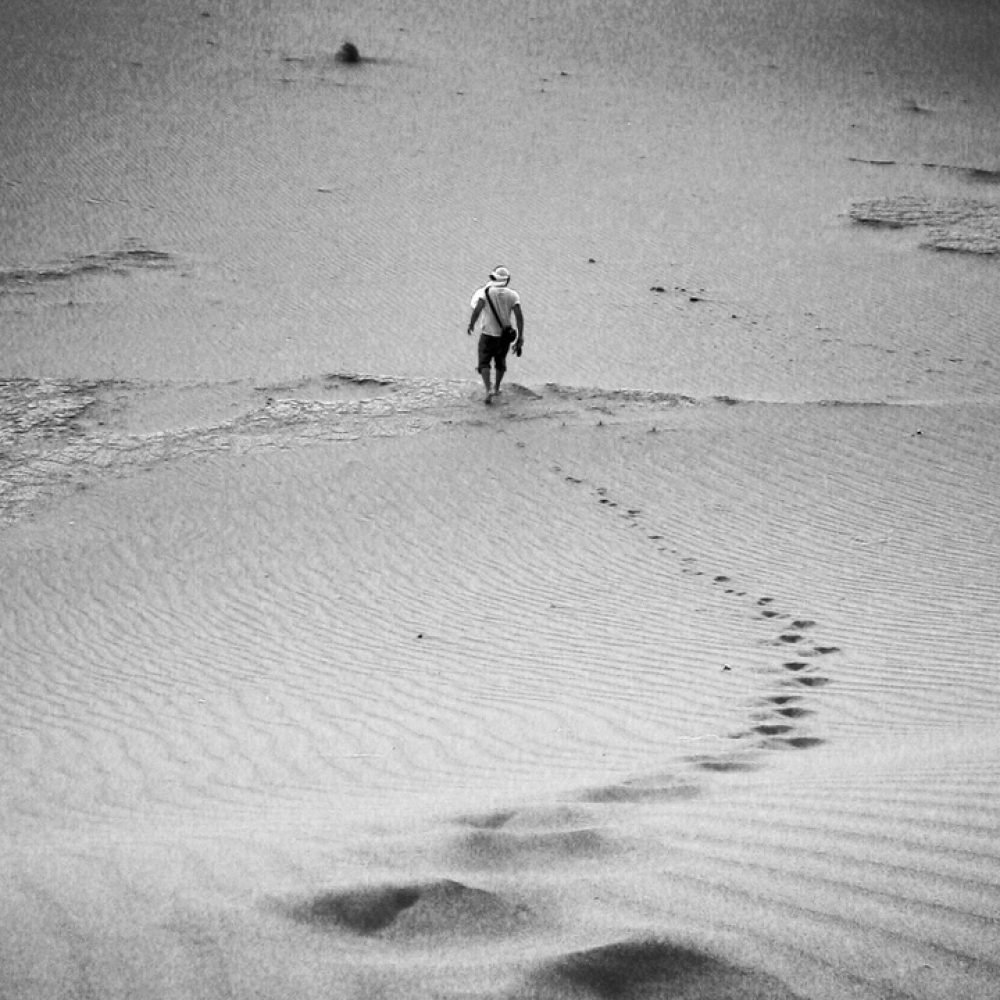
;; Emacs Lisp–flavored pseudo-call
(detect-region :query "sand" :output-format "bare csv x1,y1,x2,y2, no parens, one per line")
2,1,1000,998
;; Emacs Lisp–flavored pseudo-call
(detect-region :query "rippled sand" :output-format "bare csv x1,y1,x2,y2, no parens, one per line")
4,375,999,998
3,1,1000,998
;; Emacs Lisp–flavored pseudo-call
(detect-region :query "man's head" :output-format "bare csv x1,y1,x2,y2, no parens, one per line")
489,266,511,286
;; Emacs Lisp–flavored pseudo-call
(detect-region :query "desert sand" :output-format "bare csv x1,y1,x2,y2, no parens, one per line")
2,2,999,998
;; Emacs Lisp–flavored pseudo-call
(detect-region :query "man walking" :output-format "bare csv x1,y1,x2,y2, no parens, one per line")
467,266,525,403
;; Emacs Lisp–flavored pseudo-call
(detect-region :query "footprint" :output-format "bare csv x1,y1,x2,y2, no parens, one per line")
455,804,592,831
753,724,794,736
686,754,759,773
782,736,826,749
775,706,812,719
578,776,700,805
286,883,420,933
450,827,609,868
522,937,803,999
453,809,517,830
283,879,532,938
792,676,830,688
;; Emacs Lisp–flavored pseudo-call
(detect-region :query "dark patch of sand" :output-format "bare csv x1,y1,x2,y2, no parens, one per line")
284,878,532,938
520,937,804,999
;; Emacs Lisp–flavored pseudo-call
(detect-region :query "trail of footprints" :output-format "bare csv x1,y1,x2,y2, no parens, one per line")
575,468,839,773
266,464,837,998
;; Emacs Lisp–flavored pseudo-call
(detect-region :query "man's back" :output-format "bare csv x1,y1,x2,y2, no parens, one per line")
475,284,520,336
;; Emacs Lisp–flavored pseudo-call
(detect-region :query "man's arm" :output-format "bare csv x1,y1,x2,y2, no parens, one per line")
512,303,525,346
467,299,485,335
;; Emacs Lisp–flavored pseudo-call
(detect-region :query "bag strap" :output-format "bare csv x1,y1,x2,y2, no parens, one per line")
483,285,505,328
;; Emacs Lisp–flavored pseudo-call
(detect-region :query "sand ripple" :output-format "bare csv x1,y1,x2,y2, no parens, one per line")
4,374,1000,999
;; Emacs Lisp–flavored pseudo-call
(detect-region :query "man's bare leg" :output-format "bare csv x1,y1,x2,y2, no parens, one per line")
479,367,492,401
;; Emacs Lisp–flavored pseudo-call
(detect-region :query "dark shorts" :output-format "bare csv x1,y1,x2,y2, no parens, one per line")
477,333,510,373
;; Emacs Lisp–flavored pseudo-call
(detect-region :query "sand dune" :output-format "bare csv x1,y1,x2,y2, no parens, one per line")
3,374,1000,998
4,0,1000,996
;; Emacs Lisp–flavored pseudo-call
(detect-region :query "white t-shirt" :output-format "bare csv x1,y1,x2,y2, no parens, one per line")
471,284,520,337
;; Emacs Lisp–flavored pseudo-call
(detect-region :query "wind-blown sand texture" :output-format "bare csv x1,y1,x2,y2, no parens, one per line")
3,2,1000,998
